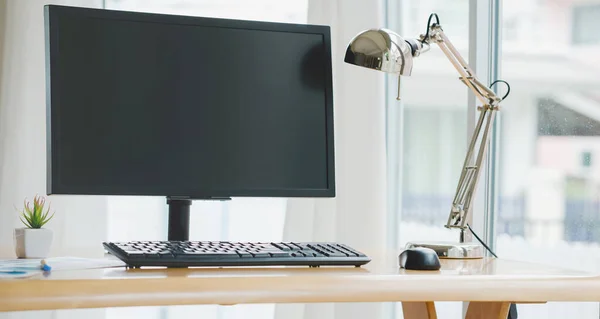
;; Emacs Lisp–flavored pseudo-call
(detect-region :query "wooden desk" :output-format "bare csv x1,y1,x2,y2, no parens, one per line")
2,253,600,319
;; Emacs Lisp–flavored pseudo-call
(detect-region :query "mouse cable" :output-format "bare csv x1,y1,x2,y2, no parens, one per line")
466,223,498,258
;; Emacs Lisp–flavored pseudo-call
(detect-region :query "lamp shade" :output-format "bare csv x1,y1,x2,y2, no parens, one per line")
344,28,415,76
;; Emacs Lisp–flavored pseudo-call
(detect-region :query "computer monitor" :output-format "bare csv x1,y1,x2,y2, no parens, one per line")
44,5,335,240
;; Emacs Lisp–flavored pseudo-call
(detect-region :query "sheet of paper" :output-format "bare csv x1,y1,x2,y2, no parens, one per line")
0,256,125,279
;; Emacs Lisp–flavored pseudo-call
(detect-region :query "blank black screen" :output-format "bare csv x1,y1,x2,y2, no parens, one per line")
45,6,334,197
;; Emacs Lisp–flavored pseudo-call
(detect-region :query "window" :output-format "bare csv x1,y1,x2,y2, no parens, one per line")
497,0,600,317
572,4,600,45
537,98,600,136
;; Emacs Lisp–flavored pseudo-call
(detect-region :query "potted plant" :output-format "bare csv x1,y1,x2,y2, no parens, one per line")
14,195,55,258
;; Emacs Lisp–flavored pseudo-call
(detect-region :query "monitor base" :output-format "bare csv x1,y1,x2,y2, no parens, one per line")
405,241,484,259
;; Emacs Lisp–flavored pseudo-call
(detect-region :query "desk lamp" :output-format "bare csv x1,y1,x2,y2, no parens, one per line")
344,13,510,259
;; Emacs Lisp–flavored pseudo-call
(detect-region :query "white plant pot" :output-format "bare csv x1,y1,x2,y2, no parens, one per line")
13,228,53,259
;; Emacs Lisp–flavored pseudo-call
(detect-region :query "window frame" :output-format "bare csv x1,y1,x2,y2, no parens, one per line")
468,0,501,252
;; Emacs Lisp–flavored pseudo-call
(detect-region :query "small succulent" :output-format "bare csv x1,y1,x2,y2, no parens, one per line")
18,195,55,229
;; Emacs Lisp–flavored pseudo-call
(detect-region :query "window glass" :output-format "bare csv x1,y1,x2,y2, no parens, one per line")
498,0,600,317
572,4,600,45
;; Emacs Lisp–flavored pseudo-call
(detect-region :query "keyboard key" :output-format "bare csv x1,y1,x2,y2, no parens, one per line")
251,252,270,258
282,243,296,251
329,247,350,257
124,251,145,257
337,247,358,257
292,243,312,250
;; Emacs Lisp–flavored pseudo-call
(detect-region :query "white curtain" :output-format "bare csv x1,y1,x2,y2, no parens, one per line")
0,0,105,258
277,0,388,318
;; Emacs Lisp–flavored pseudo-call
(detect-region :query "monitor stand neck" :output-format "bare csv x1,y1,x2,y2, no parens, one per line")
167,197,192,241
166,196,233,241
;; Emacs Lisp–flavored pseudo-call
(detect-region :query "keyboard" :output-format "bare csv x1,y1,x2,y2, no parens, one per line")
103,241,370,268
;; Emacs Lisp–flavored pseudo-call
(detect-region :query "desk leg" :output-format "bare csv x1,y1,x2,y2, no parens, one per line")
465,302,510,319
401,302,437,319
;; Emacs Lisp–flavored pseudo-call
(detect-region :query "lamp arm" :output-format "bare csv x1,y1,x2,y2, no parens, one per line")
424,26,502,105
422,26,503,232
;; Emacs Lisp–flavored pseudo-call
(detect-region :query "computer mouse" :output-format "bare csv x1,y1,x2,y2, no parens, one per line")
399,247,441,270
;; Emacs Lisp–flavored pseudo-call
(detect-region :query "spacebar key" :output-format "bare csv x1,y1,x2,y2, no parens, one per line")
177,253,240,258
326,252,347,257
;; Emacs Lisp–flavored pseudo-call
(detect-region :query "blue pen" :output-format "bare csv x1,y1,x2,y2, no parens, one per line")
40,259,52,272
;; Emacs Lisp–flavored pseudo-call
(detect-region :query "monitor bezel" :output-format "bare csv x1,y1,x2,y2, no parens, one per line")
44,5,335,199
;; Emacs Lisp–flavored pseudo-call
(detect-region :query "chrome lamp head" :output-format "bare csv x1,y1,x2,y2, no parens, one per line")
343,28,425,76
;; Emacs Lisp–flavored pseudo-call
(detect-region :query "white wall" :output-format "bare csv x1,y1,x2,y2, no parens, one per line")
0,0,107,253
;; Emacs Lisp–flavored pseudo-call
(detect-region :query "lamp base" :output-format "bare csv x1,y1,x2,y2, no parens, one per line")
405,241,484,259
